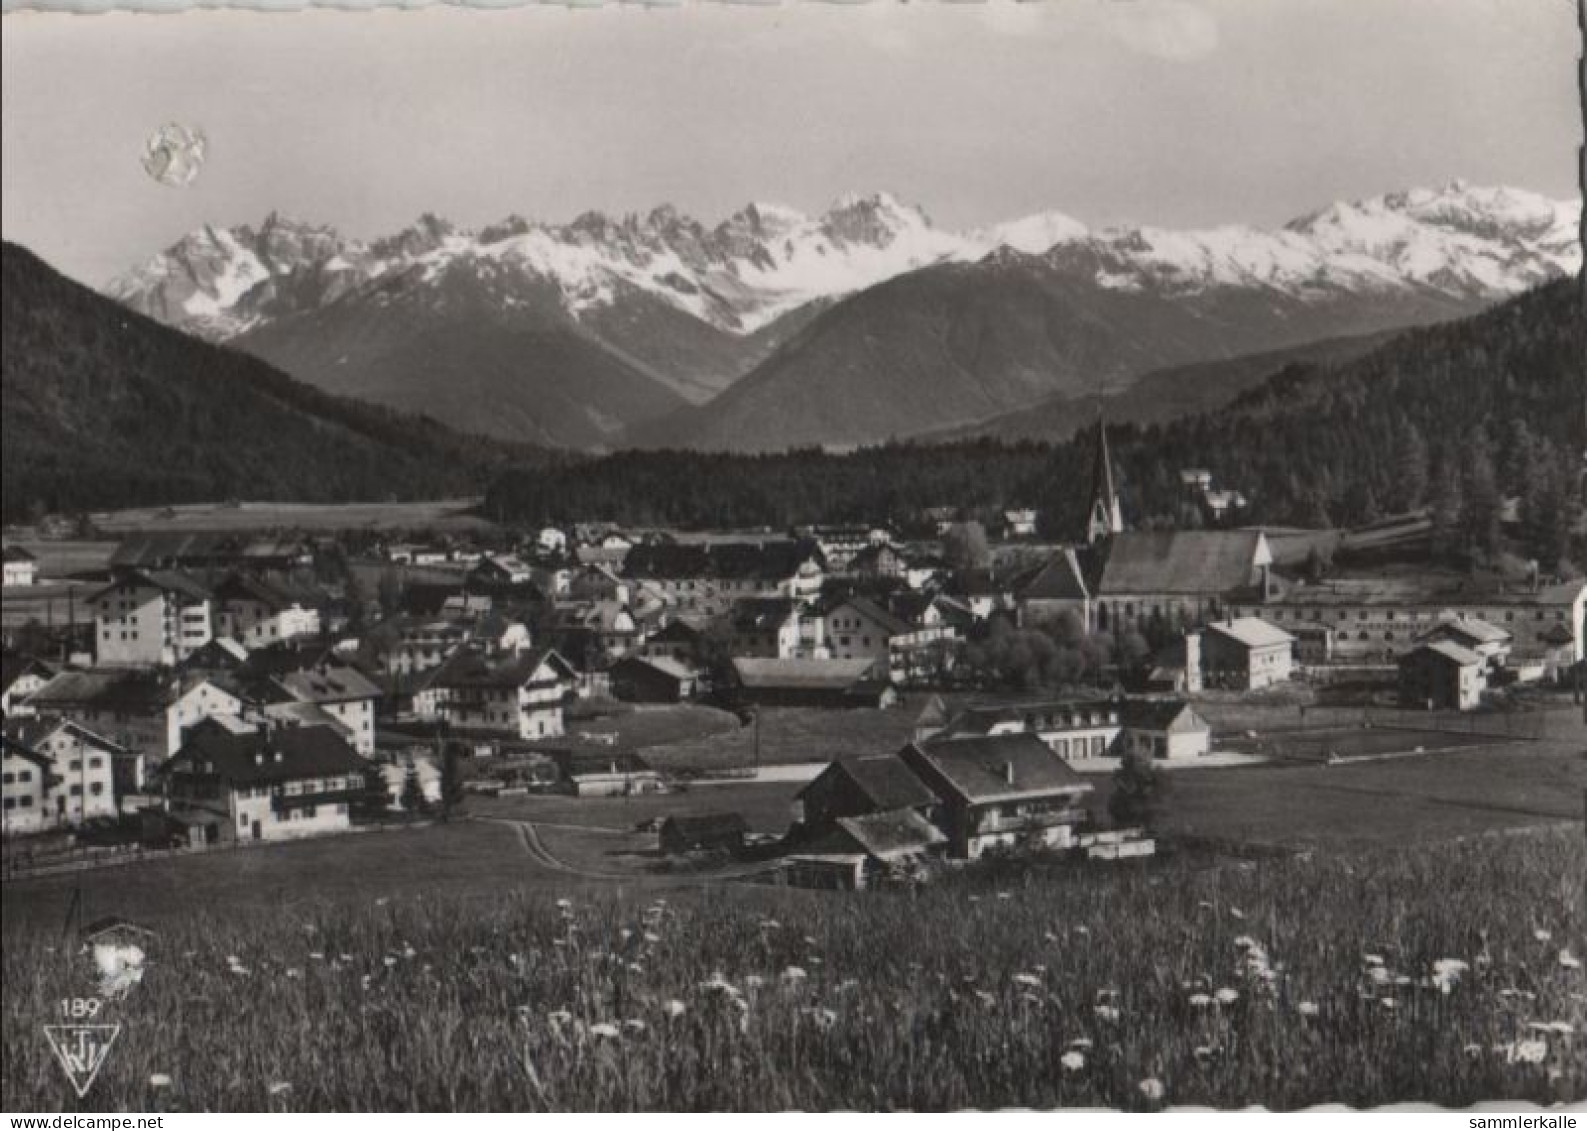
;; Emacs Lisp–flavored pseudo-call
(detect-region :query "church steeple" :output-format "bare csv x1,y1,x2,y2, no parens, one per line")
1085,411,1123,544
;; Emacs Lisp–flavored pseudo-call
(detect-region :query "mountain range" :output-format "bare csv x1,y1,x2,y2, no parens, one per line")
1,242,549,520
106,182,1580,451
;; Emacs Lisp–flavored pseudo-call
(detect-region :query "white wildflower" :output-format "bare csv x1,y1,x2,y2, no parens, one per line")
267,1082,292,1097
1214,987,1239,1006
149,1074,173,1089
1138,1077,1166,1102
1296,1001,1320,1017
1060,1050,1086,1071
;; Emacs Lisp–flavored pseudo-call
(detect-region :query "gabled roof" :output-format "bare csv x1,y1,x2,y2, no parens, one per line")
1119,698,1205,733
646,619,704,644
1420,617,1512,646
731,657,879,690
913,693,950,729
89,569,211,605
274,664,382,705
165,723,367,786
1407,640,1485,667
432,647,576,690
1205,617,1296,649
903,733,1092,804
1017,549,1091,602
211,572,319,610
0,734,51,771
26,669,175,713
829,596,913,637
797,754,940,812
832,808,946,859
660,812,749,837
3,545,37,563
612,654,698,682
1090,530,1269,596
4,714,130,756
109,532,230,570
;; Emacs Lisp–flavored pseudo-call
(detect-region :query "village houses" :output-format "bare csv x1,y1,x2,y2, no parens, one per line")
431,647,578,741
2,716,124,833
3,545,38,587
90,569,215,667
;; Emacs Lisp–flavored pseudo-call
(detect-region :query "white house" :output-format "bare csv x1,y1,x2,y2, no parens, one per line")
89,570,214,667
212,574,322,648
0,737,51,834
2,546,38,588
433,648,577,741
1200,617,1296,691
267,665,382,756
2,716,123,830
161,721,369,844
823,596,954,683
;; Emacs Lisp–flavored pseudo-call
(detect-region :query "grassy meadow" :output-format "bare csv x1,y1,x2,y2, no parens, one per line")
2,827,1581,1111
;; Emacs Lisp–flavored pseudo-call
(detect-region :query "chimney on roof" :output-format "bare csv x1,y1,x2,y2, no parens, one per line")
1003,760,1016,787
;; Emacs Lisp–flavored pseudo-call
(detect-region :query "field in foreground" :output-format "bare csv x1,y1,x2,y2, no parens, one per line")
2,828,1581,1111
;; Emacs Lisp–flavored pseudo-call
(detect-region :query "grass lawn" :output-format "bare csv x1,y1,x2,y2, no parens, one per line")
472,780,798,836
1,581,95,629
641,703,928,772
87,499,494,534
3,540,118,578
560,703,740,755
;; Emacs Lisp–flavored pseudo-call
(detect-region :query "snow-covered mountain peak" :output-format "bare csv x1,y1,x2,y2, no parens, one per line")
105,183,1579,343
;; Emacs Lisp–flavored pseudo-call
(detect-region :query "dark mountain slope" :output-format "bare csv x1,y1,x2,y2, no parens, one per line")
1,242,550,519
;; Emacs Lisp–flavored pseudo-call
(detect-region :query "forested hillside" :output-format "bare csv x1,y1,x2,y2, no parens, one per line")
2,243,554,520
486,278,1584,570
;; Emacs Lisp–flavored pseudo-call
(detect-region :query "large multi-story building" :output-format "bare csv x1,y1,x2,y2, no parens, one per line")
89,570,214,667
623,540,825,618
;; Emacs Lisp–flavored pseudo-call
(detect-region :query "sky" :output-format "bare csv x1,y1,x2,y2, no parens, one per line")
1,0,1579,287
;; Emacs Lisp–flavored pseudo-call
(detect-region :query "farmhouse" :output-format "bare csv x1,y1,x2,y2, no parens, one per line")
1399,641,1486,711
3,545,38,587
608,655,701,704
432,648,577,740
729,658,896,709
899,733,1094,859
1200,617,1296,690
160,721,370,844
784,809,946,890
636,619,706,665
794,754,941,830
658,812,748,854
1414,616,1512,670
2,716,125,828
89,570,215,667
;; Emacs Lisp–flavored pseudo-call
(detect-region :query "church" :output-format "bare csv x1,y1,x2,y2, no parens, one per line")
1016,418,1274,636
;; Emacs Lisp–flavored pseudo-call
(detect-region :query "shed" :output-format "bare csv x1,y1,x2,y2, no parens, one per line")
658,812,749,855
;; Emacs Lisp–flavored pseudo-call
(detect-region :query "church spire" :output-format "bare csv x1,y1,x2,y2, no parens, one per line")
1085,407,1123,545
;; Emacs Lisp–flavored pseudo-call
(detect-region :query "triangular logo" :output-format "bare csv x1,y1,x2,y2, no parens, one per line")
43,1024,121,1098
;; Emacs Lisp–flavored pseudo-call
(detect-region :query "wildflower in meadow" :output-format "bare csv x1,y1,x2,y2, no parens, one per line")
662,999,686,1019
1014,973,1042,988
1431,959,1469,994
268,1082,293,1097
149,1074,173,1089
1228,907,1246,921
1296,1001,1319,1018
588,1022,621,1040
1362,953,1384,967
1068,1037,1094,1050
1193,1046,1216,1061
782,965,808,982
1214,987,1239,1006
1502,1040,1548,1065
308,951,324,961
623,1019,648,1034
92,941,146,1000
1534,929,1552,943
374,897,388,907
1464,1044,1484,1058
643,932,661,944
1188,993,1213,1009
382,955,397,968
1060,1051,1086,1072
1559,949,1581,971
1138,1078,1166,1103
547,1009,573,1026
1094,1004,1121,1023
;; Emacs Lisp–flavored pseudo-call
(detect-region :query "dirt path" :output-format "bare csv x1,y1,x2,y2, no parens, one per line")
474,815,786,884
